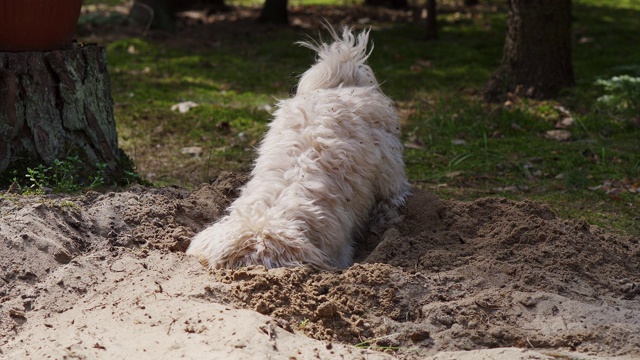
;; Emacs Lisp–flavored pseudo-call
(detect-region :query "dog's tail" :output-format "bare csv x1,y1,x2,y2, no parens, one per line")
295,26,378,94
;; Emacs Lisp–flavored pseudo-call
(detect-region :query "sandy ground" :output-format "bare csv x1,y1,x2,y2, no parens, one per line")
1,172,639,359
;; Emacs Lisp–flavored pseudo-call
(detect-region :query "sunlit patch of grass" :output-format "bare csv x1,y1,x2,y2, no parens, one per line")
404,87,639,236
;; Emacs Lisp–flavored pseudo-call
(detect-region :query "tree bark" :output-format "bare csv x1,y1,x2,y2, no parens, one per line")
258,0,289,25
483,0,575,102
132,0,177,33
0,44,127,182
425,0,438,40
364,0,409,9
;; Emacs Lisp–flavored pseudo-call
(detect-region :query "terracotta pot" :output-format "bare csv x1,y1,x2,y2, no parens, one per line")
0,0,83,52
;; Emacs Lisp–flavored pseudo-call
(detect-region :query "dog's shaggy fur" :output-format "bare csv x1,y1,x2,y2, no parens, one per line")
187,27,410,269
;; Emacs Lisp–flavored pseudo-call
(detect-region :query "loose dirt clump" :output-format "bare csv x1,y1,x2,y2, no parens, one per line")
210,263,409,343
1,172,639,359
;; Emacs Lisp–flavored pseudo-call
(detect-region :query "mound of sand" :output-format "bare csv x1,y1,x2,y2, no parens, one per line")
1,172,638,359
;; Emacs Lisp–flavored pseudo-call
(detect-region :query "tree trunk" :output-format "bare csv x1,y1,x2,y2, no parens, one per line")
464,0,479,6
132,0,177,33
483,0,574,102
425,0,438,40
364,0,409,9
0,44,128,183
258,0,289,25
131,0,229,33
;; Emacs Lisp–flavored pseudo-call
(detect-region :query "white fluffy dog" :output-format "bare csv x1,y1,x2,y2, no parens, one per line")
187,27,410,269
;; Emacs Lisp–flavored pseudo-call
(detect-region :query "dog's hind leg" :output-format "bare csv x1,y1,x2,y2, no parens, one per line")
367,134,411,235
367,191,408,235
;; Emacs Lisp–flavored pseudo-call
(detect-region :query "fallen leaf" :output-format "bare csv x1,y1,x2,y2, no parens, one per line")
257,104,273,112
492,185,529,193
545,130,571,141
555,117,574,129
415,59,433,68
493,185,518,193
171,101,198,113
180,146,204,157
404,135,425,150
554,105,572,117
588,178,640,195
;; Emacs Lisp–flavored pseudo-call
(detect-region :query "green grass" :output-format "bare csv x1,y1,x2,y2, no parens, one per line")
104,32,303,185
73,0,639,236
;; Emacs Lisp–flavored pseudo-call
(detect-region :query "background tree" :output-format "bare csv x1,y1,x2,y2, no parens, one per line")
131,0,228,33
258,0,289,24
364,0,409,9
425,0,438,40
483,0,574,101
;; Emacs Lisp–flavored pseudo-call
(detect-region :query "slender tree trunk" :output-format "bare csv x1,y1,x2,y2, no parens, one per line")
132,0,177,33
258,0,289,25
425,0,438,40
464,0,479,6
483,0,574,101
131,0,229,33
364,0,409,9
0,45,128,183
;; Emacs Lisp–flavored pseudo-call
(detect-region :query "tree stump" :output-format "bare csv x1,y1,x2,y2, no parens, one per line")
0,44,128,183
